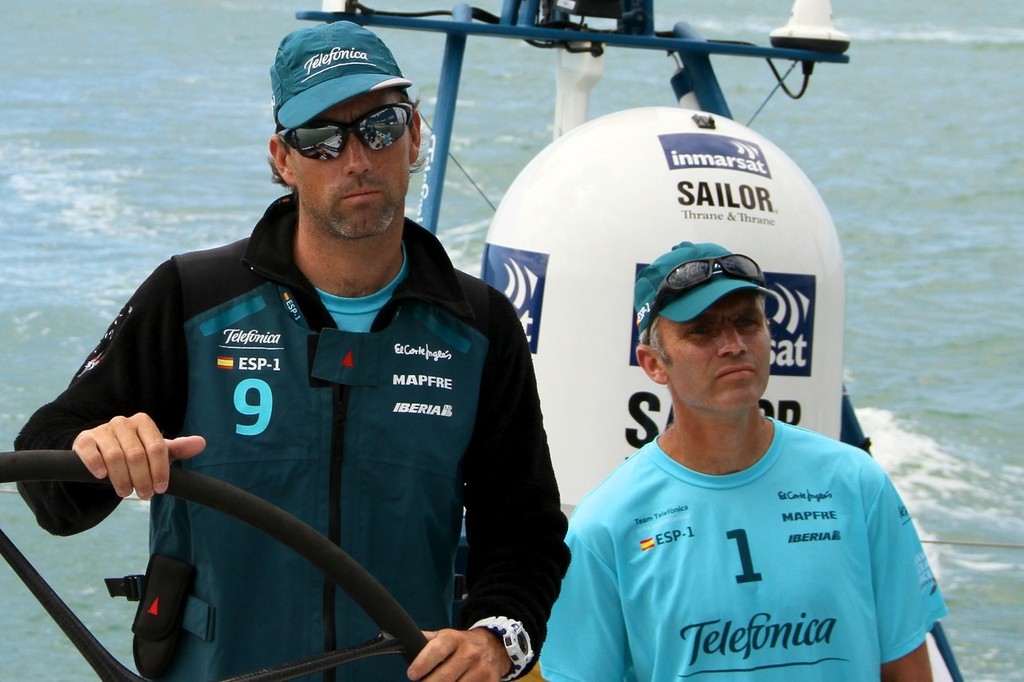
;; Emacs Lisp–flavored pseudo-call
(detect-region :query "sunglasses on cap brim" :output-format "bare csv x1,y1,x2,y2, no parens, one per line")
648,254,766,322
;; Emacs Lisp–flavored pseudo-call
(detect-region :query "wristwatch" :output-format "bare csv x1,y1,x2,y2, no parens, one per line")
470,616,533,681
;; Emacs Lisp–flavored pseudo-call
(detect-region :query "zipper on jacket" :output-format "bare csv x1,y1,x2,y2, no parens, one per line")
322,382,349,682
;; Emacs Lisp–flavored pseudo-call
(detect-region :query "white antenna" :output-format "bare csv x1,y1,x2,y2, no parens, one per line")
770,0,850,54
553,46,605,139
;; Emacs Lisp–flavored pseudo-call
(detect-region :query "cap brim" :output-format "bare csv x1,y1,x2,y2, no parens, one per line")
277,75,412,128
659,278,770,323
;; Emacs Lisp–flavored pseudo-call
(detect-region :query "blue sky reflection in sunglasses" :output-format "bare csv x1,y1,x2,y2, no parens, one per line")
284,103,413,159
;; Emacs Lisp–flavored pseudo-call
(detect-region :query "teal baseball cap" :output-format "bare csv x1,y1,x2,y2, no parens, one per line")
634,242,769,334
271,21,412,128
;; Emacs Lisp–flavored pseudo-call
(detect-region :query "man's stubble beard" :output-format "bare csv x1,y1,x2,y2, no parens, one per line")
298,187,405,241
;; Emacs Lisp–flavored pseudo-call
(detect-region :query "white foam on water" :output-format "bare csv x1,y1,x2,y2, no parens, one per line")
855,407,1024,590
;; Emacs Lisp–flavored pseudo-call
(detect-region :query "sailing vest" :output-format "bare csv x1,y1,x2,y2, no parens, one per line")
148,241,489,680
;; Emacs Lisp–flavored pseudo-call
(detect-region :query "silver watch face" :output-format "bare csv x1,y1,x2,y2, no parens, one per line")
515,629,530,654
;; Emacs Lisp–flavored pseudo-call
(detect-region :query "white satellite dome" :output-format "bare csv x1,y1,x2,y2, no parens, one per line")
482,107,845,505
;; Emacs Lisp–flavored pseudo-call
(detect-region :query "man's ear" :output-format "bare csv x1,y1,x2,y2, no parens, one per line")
408,108,422,166
636,343,669,386
269,134,296,186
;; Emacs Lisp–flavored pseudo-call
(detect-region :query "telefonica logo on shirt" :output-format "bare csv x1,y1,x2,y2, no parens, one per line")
221,328,283,347
303,47,371,81
679,611,837,670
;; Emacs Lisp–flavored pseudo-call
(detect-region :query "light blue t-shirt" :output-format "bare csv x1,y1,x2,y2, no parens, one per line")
316,247,408,332
541,420,947,681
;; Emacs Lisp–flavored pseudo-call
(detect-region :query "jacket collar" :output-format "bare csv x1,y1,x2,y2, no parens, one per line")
242,196,476,326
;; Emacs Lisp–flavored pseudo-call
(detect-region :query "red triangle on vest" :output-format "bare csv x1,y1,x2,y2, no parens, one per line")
147,597,160,616
342,350,355,368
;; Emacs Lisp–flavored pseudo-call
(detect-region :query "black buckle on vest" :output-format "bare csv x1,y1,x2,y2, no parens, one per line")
105,574,145,602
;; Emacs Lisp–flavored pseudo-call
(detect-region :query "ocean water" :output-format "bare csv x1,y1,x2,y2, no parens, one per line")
1,0,1021,679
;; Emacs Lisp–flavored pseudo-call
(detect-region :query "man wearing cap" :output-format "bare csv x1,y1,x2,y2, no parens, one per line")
539,242,946,681
16,21,568,681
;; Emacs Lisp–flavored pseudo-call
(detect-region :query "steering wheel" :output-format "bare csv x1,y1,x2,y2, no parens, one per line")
0,449,428,681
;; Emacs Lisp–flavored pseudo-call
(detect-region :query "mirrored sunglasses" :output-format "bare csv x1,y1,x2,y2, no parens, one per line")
279,103,414,160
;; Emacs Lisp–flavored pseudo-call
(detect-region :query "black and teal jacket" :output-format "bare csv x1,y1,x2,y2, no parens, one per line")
16,196,569,681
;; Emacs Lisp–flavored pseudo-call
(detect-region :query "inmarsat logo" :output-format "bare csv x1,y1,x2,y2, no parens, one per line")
659,133,772,179
765,273,816,377
482,244,549,354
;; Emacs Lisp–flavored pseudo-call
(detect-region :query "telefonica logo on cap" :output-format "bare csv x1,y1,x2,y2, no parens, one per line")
303,47,372,82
